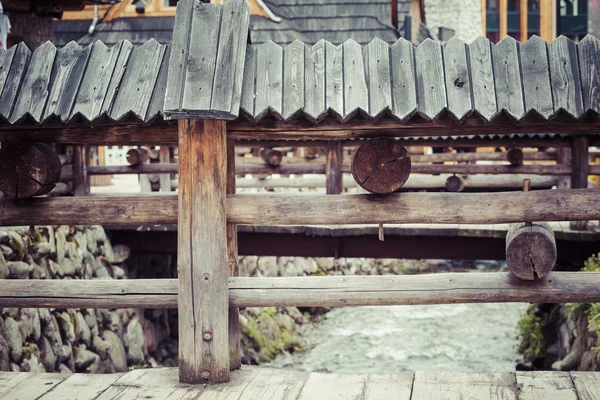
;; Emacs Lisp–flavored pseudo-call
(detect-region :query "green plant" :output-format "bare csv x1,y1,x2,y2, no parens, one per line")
583,254,600,272
516,304,544,360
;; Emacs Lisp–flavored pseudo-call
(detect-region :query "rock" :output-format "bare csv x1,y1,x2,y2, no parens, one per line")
55,227,69,264
92,335,110,359
7,231,25,260
3,317,22,363
58,363,72,374
0,230,9,244
0,252,8,279
0,331,10,371
124,319,145,364
38,336,56,372
18,308,41,342
10,363,19,372
7,261,32,278
60,258,77,277
30,259,46,279
1,245,14,261
142,319,158,354
86,229,96,254
31,242,52,260
75,312,91,347
102,241,114,263
112,245,131,264
74,345,99,371
112,266,125,279
83,310,98,335
43,315,65,362
258,256,278,277
91,226,108,245
285,307,305,325
73,232,88,253
23,354,46,373
56,312,76,344
102,331,127,372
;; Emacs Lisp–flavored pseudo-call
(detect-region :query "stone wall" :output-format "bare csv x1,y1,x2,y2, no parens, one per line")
423,0,483,42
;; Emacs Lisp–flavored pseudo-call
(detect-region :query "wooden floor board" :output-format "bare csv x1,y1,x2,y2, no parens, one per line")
297,372,367,400
38,373,125,400
237,368,309,400
363,373,414,400
569,372,600,400
0,373,65,400
410,371,518,400
517,371,578,400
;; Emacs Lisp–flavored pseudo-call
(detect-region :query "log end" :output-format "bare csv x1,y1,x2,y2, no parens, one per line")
506,148,524,166
506,222,557,280
445,175,465,192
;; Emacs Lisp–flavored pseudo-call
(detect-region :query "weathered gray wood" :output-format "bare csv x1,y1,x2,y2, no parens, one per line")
163,0,194,115
110,39,166,121
43,41,91,122
506,222,557,280
211,0,250,118
411,371,517,400
364,373,414,400
39,373,125,400
282,40,305,120
0,45,16,104
364,38,392,119
71,41,123,122
146,44,172,122
325,41,344,120
99,40,134,117
415,38,447,120
254,41,283,120
443,37,472,122
390,38,418,121
298,372,366,400
10,41,56,123
343,39,369,121
227,138,241,370
95,368,190,399
158,146,171,192
409,164,569,175
0,42,31,120
0,373,66,400
517,371,578,400
520,35,554,119
570,372,600,399
72,145,89,196
548,36,584,119
304,40,326,123
325,141,343,194
239,368,309,400
493,36,526,120
577,35,600,116
240,44,256,118
468,36,498,122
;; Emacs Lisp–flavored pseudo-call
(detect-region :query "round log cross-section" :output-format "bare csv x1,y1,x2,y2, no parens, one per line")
0,142,62,198
126,148,149,165
506,148,524,166
260,148,283,166
445,175,465,192
351,137,411,194
506,222,557,280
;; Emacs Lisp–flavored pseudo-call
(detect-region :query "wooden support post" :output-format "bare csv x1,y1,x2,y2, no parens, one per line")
178,120,229,384
557,146,571,190
159,146,171,192
227,138,241,370
570,136,589,231
73,145,89,196
326,141,343,195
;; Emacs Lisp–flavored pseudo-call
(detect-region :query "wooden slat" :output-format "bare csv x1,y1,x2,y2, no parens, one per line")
304,40,326,123
254,41,283,120
493,36,526,120
548,36,584,119
325,141,343,194
39,373,125,400
443,37,473,122
415,38,446,120
343,39,369,121
96,368,186,399
0,45,16,102
0,43,31,120
411,371,517,399
282,40,305,120
517,371,578,399
325,41,344,120
577,35,600,116
10,41,56,123
110,39,166,121
146,44,172,122
469,37,498,122
0,373,66,400
520,35,554,119
43,41,91,122
364,37,392,119
298,373,366,400
227,138,241,370
390,38,418,122
364,373,414,400
570,372,600,399
238,368,309,399
240,44,256,118
99,40,134,117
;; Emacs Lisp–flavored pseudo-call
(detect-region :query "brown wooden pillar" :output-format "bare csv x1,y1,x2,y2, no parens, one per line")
557,146,572,190
499,0,508,38
72,145,89,196
159,146,171,192
178,119,229,384
325,141,343,194
570,136,589,231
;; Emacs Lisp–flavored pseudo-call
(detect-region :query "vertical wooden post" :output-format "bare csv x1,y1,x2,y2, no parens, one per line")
159,146,171,192
499,0,508,38
72,145,89,196
520,0,528,42
481,0,487,36
570,136,589,231
178,119,230,384
557,146,571,190
539,0,554,42
139,154,152,193
226,138,241,370
325,141,343,195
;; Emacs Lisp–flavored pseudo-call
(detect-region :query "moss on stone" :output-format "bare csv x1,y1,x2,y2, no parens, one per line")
516,304,544,360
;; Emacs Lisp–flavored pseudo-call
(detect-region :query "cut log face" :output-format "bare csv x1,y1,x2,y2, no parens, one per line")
506,148,524,165
351,137,411,194
0,142,61,198
445,175,465,192
126,148,149,165
260,148,283,166
506,222,557,280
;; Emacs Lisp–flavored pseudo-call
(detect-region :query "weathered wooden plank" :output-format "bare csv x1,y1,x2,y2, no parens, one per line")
0,42,31,120
95,368,187,399
146,44,172,122
364,373,414,400
443,37,473,122
72,145,89,196
517,371,578,400
415,38,447,120
493,36,526,120
99,40,134,117
163,0,194,115
43,41,91,122
577,35,600,116
195,367,261,400
39,373,125,400
390,37,417,121
548,36,584,119
411,371,517,399
520,35,554,119
238,368,309,400
110,39,166,121
240,44,256,118
468,36,497,122
325,141,343,194
570,372,600,399
343,39,369,121
210,0,250,118
254,41,283,120
10,41,56,123
227,138,240,370
282,40,305,121
0,373,66,400
364,37,392,119
304,40,326,123
325,41,344,120
71,41,123,122
298,372,366,400
0,45,16,102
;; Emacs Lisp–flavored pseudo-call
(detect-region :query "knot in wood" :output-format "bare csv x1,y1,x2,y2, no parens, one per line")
200,371,211,381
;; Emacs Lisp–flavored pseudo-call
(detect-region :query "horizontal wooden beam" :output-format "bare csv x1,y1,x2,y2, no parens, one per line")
87,164,177,175
409,164,570,175
2,273,600,309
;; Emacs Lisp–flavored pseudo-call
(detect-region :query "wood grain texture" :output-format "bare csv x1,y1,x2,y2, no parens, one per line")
548,36,584,119
343,39,369,121
411,371,517,400
239,368,309,400
73,145,89,196
468,36,498,122
520,35,554,119
517,371,578,400
364,373,414,400
38,373,125,400
325,41,344,120
506,222,556,280
298,372,366,400
227,137,241,370
325,141,343,194
390,38,418,121
99,40,134,117
0,43,31,120
304,40,326,123
240,44,256,118
577,35,600,115
415,38,447,120
146,44,172,122
443,37,473,122
282,40,305,120
0,45,17,105
364,38,392,119
254,41,283,120
0,373,65,400
570,372,600,399
493,36,525,120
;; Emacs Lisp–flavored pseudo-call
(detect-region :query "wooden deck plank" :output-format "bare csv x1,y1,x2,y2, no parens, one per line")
298,372,367,400
237,368,309,400
38,373,125,400
95,368,182,399
0,373,65,400
570,372,600,400
516,371,578,400
364,373,414,400
411,371,518,400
